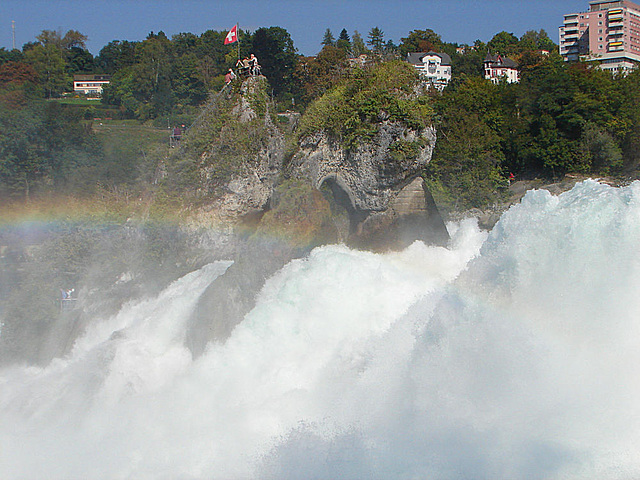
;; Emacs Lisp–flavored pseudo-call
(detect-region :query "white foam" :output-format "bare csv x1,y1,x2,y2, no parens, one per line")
2,181,640,479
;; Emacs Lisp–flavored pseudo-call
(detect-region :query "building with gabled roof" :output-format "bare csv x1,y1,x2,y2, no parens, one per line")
407,51,452,90
483,54,520,84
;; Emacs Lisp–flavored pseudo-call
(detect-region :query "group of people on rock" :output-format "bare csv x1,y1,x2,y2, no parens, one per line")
225,53,261,86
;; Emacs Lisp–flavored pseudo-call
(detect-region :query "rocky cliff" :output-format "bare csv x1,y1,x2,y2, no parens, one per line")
290,121,448,249
179,64,448,252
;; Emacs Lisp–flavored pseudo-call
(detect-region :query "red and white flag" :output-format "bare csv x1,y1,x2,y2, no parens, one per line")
224,25,238,45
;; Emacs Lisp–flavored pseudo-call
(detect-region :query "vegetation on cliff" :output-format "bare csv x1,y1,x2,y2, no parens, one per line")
298,61,433,149
161,76,278,202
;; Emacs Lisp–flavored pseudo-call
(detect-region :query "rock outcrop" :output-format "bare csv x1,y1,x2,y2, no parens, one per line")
290,122,448,248
292,122,436,212
187,77,285,228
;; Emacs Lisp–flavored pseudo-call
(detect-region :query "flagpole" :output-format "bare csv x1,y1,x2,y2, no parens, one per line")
237,23,240,60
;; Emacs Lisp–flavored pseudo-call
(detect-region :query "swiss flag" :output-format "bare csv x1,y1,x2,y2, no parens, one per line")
224,25,238,45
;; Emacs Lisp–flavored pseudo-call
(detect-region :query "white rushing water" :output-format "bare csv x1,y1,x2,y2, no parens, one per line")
2,180,640,479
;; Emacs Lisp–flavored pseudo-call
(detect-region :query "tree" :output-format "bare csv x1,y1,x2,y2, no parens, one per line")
0,61,40,106
0,101,100,198
171,32,199,56
0,62,37,86
367,27,385,53
36,30,64,48
426,77,509,209
322,28,335,47
66,46,94,73
384,39,398,56
95,40,137,74
0,48,23,65
172,52,207,105
399,29,443,57
61,30,88,50
580,122,623,174
336,29,351,52
293,45,348,105
24,43,69,97
197,29,237,87
133,33,175,117
251,26,298,97
487,31,519,56
351,31,368,56
519,29,557,53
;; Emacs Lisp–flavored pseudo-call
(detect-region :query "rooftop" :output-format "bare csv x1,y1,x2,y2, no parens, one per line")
407,51,452,66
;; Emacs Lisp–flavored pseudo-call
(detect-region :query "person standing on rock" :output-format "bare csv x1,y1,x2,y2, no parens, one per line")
225,68,236,86
249,54,260,76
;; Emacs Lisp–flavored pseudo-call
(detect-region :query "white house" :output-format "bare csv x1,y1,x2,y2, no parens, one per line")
73,74,111,96
483,54,519,84
407,51,452,90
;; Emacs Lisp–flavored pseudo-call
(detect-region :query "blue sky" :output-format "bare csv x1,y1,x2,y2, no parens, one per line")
2,0,588,56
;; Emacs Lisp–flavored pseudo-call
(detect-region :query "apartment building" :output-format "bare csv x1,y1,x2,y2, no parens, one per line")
559,0,640,73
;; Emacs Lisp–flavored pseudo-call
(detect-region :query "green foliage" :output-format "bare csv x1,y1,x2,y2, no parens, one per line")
95,40,137,74
0,100,101,199
389,138,426,163
399,29,444,57
351,31,368,57
0,47,24,64
24,43,70,97
251,26,298,97
427,51,640,210
427,78,509,210
293,45,349,107
322,29,335,47
519,29,557,53
298,61,433,149
337,29,351,52
367,27,385,53
580,122,623,174
487,31,519,56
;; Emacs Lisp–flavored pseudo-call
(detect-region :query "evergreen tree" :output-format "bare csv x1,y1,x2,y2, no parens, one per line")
367,27,385,53
336,29,351,52
322,28,335,47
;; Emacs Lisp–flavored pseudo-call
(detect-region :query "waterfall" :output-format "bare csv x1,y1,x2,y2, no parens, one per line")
2,180,640,479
